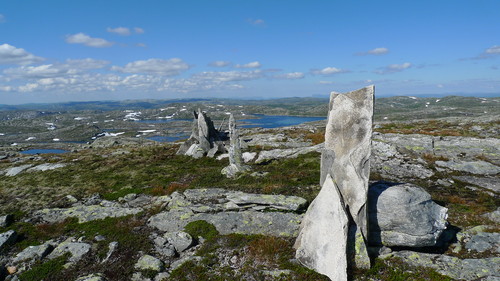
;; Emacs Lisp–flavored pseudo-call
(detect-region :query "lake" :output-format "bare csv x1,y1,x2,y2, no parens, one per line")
21,149,69,154
240,114,325,128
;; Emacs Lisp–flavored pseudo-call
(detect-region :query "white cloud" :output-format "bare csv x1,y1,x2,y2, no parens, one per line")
192,70,263,82
311,67,346,75
247,18,265,26
66,33,114,48
235,61,261,68
107,27,131,36
134,27,145,34
0,14,5,23
375,62,412,74
111,58,190,76
209,61,231,67
356,47,389,56
485,45,500,54
4,58,110,79
0,44,44,65
273,72,305,79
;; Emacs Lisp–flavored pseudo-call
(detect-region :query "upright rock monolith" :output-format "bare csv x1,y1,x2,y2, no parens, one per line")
222,114,250,178
177,109,225,158
295,86,374,280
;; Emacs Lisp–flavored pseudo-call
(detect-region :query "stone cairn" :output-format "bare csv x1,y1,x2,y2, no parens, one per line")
221,114,250,178
176,109,226,158
294,86,374,280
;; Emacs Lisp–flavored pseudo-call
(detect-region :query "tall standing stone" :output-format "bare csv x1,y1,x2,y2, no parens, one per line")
222,114,250,178
296,86,374,279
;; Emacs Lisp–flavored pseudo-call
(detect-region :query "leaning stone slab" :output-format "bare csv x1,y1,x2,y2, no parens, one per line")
148,209,303,237
0,230,17,251
32,205,143,223
368,182,448,247
294,174,348,281
227,192,307,211
391,251,500,280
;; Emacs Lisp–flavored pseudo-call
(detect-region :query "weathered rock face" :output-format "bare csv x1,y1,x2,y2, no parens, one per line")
221,114,250,178
320,86,374,237
367,182,448,247
0,230,17,251
177,109,226,158
296,86,374,279
294,174,348,281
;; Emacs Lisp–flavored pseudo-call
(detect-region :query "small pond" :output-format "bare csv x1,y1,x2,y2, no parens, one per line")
21,149,69,154
240,114,325,128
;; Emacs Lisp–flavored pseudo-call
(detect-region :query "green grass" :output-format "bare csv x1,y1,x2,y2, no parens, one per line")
18,253,70,281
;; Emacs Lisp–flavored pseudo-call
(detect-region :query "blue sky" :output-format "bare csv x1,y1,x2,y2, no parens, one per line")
1,0,499,104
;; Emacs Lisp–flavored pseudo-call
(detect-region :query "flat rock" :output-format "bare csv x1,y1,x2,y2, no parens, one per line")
294,174,348,281
148,209,302,237
465,232,500,253
12,241,54,263
453,176,500,193
32,205,143,223
391,250,500,280
435,160,499,175
227,192,307,211
255,143,323,163
75,273,107,281
47,239,91,263
482,207,500,224
27,163,67,172
0,230,17,251
3,164,32,176
368,182,448,247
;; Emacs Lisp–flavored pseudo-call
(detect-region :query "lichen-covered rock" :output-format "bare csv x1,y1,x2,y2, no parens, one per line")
453,176,500,193
435,160,499,175
465,232,500,253
3,164,32,176
368,182,448,247
391,251,500,280
227,192,307,211
255,143,323,163
32,205,143,223
47,238,91,263
134,254,164,272
0,230,17,251
12,241,54,263
75,273,107,281
148,209,302,237
482,207,500,224
222,114,250,178
27,163,67,172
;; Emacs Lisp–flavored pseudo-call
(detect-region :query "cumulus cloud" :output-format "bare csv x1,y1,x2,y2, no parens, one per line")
208,61,231,67
235,61,261,68
134,27,145,34
0,44,45,65
485,45,500,54
66,33,114,48
311,67,346,76
375,62,412,74
111,58,190,76
4,58,110,79
356,47,389,56
273,72,305,80
107,27,131,36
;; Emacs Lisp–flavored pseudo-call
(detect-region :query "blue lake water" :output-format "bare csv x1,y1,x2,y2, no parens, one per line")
147,135,188,142
240,114,325,128
21,149,69,154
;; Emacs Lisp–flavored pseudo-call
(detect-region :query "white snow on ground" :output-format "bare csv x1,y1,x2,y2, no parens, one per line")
435,99,441,102
53,138,60,141
0,133,5,136
124,111,142,121
138,130,156,134
25,137,36,141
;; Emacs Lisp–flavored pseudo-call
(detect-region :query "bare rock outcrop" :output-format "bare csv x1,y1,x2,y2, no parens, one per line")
177,109,226,158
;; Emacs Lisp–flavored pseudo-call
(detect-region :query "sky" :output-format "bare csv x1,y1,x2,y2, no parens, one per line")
0,0,499,104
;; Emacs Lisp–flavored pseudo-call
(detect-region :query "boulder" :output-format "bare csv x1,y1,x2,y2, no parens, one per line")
0,214,13,227
368,182,448,247
134,254,164,272
294,174,348,281
0,230,17,251
482,207,500,224
12,241,54,263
